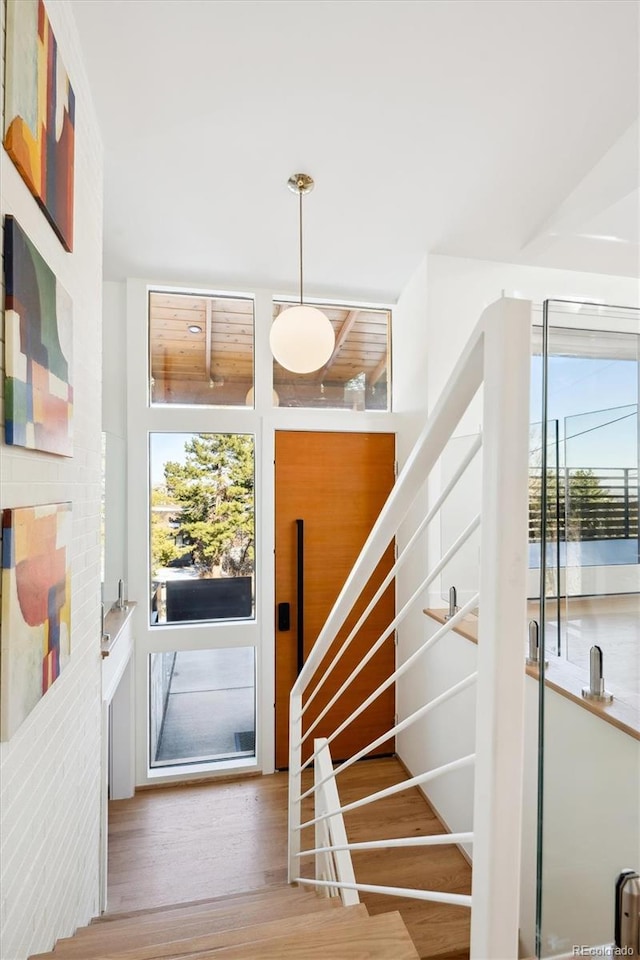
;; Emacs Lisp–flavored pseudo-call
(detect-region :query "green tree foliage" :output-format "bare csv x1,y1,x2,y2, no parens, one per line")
150,485,184,573
163,434,254,576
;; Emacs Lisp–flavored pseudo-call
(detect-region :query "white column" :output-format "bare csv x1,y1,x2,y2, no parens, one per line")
471,297,532,959
288,693,303,882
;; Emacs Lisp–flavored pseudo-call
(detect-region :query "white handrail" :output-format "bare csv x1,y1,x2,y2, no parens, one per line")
288,297,532,960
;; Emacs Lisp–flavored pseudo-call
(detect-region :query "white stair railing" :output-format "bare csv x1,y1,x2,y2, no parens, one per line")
287,297,532,960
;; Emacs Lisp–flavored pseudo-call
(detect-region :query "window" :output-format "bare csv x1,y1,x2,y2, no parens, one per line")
272,301,391,410
149,291,254,406
150,433,255,625
149,647,255,767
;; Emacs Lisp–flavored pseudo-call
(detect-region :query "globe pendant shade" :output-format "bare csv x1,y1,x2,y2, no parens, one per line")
269,305,335,374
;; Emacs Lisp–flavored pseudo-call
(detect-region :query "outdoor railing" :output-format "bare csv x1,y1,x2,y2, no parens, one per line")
287,297,532,959
529,467,639,543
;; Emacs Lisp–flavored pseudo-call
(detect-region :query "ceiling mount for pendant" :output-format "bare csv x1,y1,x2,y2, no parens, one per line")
269,172,335,375
287,173,314,195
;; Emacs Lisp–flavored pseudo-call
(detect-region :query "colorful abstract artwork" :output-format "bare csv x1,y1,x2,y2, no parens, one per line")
4,216,73,456
1,503,72,740
4,0,75,251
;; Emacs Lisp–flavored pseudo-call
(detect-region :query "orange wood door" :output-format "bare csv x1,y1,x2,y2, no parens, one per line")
274,431,396,769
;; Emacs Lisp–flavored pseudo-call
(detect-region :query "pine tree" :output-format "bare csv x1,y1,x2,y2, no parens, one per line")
163,434,254,576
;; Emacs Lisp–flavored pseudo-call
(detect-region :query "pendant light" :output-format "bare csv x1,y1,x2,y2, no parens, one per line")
269,173,335,374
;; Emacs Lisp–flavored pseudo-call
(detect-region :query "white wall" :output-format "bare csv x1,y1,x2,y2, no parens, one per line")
425,254,639,420
396,616,477,858
102,281,128,602
0,3,104,957
520,676,640,958
392,254,429,461
392,256,432,714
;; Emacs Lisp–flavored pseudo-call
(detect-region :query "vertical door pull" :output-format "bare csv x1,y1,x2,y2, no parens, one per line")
296,519,304,675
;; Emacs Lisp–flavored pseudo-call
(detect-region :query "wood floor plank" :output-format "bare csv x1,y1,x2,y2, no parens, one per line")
107,776,291,913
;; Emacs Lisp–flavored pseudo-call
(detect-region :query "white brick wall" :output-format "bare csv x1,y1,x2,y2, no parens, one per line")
0,2,104,957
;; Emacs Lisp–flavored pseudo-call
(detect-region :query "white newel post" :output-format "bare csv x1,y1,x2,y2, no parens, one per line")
288,693,303,883
471,298,532,959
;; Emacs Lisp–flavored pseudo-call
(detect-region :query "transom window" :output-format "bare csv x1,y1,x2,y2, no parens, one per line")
272,301,391,410
149,291,254,406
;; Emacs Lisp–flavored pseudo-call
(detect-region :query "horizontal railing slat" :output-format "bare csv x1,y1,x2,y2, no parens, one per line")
294,877,473,908
299,436,483,721
300,595,479,785
298,754,476,828
298,832,474,856
298,525,480,748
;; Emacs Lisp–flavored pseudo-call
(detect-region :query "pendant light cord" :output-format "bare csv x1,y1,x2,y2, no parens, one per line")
298,185,304,305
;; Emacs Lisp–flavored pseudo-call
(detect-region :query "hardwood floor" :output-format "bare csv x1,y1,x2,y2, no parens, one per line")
108,758,471,959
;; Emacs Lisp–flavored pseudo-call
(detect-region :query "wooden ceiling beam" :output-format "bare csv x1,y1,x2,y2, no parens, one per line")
367,354,387,388
316,309,360,381
205,299,212,383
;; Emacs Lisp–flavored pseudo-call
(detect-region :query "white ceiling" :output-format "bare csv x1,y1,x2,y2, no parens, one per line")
71,0,639,303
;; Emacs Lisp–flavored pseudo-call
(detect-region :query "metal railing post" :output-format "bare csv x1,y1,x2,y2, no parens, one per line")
471,298,531,960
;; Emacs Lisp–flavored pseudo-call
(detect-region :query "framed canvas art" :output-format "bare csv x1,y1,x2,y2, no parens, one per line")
1,503,72,741
3,216,73,456
4,0,75,251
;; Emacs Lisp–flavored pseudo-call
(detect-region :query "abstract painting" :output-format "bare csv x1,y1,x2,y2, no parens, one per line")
4,216,73,456
4,0,75,251
1,503,72,740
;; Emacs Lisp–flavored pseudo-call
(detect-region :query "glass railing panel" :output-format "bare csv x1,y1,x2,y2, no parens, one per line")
563,404,639,697
535,301,640,959
529,419,562,657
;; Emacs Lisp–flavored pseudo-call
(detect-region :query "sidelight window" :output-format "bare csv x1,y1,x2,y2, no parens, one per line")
149,432,255,625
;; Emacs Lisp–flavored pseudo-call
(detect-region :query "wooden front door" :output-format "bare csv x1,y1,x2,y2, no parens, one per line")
274,431,396,769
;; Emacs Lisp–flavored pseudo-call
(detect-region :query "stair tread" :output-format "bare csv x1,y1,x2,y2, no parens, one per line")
88,884,316,928
88,904,369,960
162,911,419,960
32,889,340,958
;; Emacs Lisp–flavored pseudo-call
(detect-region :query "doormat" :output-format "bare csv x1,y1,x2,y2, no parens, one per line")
234,730,255,753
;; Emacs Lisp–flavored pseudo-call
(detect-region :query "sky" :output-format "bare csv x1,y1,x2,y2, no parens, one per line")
530,356,638,469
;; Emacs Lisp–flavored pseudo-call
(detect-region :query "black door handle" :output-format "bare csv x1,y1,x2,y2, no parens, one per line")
296,518,304,675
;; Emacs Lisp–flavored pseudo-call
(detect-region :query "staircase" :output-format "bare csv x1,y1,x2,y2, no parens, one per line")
29,884,419,960
286,297,533,959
